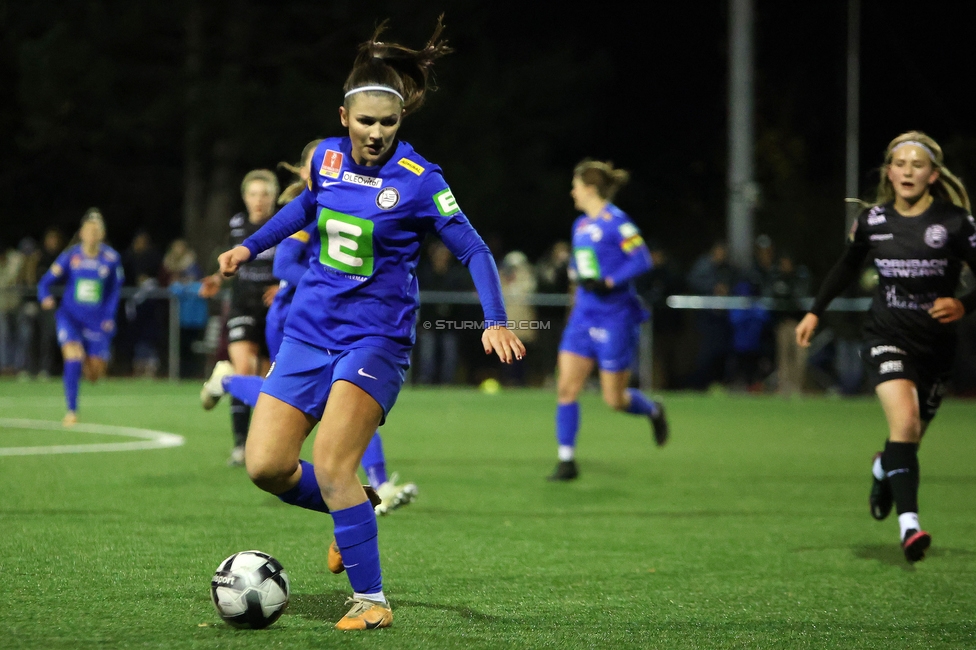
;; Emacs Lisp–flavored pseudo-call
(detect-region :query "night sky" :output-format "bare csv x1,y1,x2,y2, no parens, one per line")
3,0,976,279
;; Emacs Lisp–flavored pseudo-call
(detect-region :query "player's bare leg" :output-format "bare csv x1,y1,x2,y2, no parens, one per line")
244,393,316,494
600,369,669,446
314,381,392,629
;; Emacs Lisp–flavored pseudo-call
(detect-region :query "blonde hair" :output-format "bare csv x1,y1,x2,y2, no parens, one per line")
240,169,280,202
854,130,970,211
573,159,630,201
278,139,324,204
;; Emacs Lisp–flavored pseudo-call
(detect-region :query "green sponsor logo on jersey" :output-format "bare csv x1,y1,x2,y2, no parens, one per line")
574,247,601,279
317,208,375,276
433,188,460,217
75,278,103,304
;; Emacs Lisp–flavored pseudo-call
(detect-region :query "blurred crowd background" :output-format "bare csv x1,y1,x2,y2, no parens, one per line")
4,1,976,395
5,226,976,396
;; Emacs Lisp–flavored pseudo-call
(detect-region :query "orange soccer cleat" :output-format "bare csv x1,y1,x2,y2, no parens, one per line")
334,597,393,631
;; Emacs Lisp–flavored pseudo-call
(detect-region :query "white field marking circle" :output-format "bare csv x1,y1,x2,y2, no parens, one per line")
0,395,193,408
0,418,185,456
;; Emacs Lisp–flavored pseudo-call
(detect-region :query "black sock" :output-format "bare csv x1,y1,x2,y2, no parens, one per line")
230,397,251,448
883,440,919,515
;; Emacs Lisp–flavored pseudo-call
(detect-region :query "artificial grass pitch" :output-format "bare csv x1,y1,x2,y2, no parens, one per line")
0,380,974,649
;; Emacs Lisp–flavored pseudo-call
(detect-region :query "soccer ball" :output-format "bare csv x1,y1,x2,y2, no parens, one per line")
210,550,290,629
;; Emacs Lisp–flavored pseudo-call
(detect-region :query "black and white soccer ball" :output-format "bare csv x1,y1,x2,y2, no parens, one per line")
210,550,290,629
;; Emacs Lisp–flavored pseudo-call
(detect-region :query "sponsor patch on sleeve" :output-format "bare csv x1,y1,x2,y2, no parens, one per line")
289,230,311,243
398,158,425,175
617,223,644,252
433,188,460,217
620,234,645,253
318,150,343,179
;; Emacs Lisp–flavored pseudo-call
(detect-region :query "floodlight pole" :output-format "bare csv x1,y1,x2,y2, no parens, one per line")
727,0,756,271
845,0,861,232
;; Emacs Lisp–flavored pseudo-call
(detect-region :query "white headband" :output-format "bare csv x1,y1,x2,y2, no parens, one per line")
344,85,404,102
891,140,937,162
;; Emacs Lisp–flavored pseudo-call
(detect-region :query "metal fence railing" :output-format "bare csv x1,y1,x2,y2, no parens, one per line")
5,288,881,386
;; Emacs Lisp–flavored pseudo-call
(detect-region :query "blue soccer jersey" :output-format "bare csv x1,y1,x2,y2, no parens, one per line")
569,204,652,319
242,137,506,360
270,224,317,315
38,244,124,329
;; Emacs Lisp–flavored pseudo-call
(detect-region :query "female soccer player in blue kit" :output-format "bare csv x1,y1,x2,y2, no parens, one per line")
549,160,669,481
215,19,525,630
37,209,124,426
201,139,418,515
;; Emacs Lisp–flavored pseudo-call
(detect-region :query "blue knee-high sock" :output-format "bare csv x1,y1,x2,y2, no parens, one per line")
332,501,382,595
277,460,329,513
361,432,387,488
625,388,660,418
224,375,263,408
556,402,580,448
63,359,82,412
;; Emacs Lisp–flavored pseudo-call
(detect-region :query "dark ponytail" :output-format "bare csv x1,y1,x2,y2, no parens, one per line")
343,15,453,116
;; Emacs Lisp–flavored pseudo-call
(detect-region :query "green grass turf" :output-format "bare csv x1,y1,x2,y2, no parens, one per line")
1,379,974,649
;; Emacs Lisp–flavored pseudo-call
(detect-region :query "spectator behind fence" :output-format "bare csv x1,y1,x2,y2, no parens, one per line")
636,241,685,389
0,242,25,373
122,230,163,377
745,234,778,384
163,239,208,378
727,278,771,392
499,250,537,385
14,237,40,378
415,240,473,384
807,267,875,395
29,228,65,378
685,241,733,390
535,240,571,386
769,250,811,396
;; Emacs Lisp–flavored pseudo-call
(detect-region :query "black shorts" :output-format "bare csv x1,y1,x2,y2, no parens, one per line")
861,340,950,422
226,307,270,357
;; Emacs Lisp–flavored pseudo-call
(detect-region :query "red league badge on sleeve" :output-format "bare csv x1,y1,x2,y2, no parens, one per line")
319,150,343,179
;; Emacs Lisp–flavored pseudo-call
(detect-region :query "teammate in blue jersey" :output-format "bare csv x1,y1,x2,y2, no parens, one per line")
37,209,124,426
549,160,669,481
201,139,418,515
214,18,524,631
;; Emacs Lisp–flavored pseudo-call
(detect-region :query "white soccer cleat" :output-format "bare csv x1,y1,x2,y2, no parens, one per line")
227,445,245,467
201,361,234,410
374,473,418,516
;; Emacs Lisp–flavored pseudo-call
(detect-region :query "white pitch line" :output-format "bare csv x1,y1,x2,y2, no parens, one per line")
0,418,185,456
0,395,194,408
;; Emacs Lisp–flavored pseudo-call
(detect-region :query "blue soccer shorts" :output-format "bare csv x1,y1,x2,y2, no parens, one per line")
56,311,113,359
559,310,639,372
261,336,409,423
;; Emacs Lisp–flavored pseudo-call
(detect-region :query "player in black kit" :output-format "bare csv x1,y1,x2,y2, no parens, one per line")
796,131,976,563
200,169,280,465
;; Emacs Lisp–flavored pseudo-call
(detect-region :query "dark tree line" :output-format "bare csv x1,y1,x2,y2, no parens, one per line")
3,0,975,285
